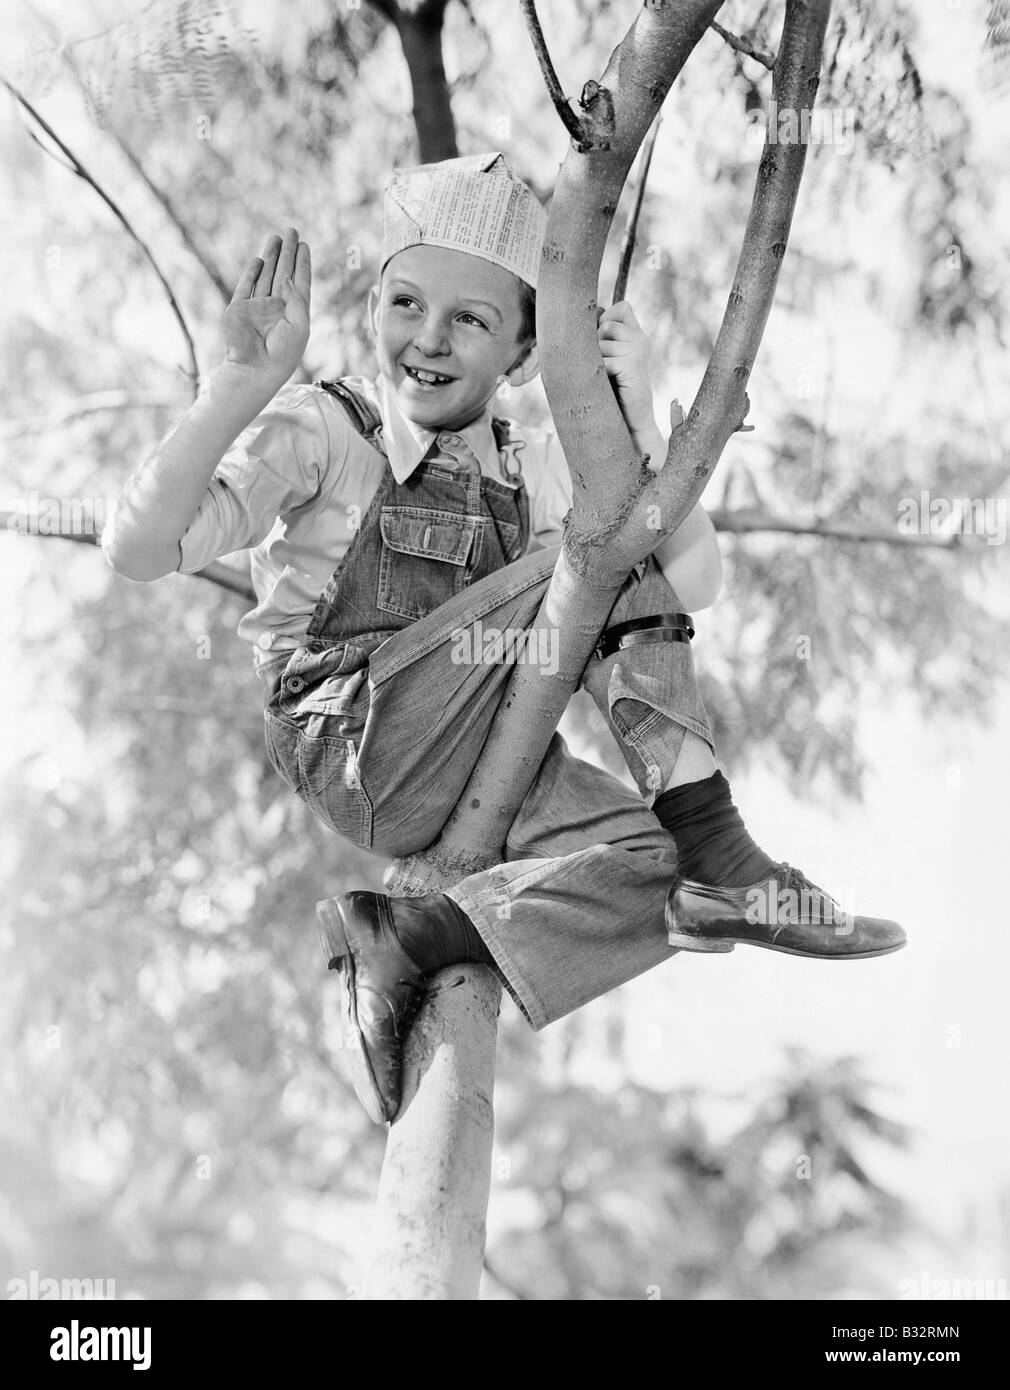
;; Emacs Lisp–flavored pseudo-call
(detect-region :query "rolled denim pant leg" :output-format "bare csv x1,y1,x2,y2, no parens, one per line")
579,557,714,806
447,732,679,1030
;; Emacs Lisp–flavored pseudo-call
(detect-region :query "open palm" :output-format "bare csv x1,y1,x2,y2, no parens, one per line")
225,227,312,383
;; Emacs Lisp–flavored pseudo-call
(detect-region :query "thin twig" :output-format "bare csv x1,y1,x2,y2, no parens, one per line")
26,0,234,308
61,49,231,306
612,115,662,305
2,77,201,397
0,392,179,441
709,19,776,70
104,136,230,305
0,517,256,598
520,0,588,148
708,506,969,547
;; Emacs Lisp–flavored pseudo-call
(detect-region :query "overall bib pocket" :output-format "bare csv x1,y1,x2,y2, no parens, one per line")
376,505,480,621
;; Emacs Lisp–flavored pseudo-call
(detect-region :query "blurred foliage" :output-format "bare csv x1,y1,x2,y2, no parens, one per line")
2,0,1007,1298
487,1042,910,1299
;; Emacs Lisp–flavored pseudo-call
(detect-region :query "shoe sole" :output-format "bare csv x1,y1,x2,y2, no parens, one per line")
317,896,392,1125
666,929,906,959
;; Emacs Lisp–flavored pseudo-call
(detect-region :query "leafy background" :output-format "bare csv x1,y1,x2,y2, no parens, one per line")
1,0,1007,1299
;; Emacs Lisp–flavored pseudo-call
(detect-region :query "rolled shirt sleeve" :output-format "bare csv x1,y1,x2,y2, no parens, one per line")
176,383,333,574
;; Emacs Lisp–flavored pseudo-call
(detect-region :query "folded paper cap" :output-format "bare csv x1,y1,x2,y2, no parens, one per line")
381,151,546,290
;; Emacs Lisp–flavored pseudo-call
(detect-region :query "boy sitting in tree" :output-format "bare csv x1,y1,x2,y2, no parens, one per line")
103,154,905,1125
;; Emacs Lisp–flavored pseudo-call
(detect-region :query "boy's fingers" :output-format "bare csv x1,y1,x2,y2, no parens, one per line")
254,234,282,295
274,226,300,287
598,322,634,342
231,257,263,303
293,240,312,301
609,305,644,337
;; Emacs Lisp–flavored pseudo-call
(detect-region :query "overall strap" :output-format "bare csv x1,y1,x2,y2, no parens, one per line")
491,415,526,484
317,377,525,488
315,378,385,452
491,417,511,451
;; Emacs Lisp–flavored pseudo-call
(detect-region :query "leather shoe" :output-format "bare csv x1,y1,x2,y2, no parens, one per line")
317,890,437,1124
665,863,906,959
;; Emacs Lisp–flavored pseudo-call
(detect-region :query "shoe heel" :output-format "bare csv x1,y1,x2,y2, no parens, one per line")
316,896,350,970
666,930,735,953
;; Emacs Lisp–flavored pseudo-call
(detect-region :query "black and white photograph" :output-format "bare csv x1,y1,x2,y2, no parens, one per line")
2,0,1007,1329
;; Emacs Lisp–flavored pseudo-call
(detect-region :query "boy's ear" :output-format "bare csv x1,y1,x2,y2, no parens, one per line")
505,339,539,388
366,284,380,342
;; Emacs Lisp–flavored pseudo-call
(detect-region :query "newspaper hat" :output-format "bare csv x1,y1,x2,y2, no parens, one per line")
381,151,546,291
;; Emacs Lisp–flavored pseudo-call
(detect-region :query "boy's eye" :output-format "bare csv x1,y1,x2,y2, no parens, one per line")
457,313,488,330
391,295,419,310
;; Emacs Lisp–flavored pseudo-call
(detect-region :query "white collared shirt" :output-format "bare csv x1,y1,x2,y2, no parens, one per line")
173,377,572,675
374,375,502,483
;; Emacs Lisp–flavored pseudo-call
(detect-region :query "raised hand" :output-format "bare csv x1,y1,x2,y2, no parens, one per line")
224,227,311,386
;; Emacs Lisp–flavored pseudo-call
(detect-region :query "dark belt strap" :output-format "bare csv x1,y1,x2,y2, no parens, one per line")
594,611,695,661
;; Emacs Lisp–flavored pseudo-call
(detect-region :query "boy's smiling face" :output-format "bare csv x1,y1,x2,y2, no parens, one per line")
369,244,536,432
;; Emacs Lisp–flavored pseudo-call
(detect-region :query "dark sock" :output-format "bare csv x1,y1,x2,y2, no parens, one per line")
392,893,494,974
653,770,777,887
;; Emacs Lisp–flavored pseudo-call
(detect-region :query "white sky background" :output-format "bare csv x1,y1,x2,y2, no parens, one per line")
1,0,1007,1293
553,693,1010,1283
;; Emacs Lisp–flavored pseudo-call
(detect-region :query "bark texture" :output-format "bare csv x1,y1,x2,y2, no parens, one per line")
364,965,501,1299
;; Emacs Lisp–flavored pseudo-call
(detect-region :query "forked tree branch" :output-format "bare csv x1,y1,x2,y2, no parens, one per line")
519,0,590,148
388,0,731,886
391,0,834,884
628,0,835,559
536,0,728,556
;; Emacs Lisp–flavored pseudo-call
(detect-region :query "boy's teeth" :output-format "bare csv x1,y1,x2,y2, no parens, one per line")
409,367,450,384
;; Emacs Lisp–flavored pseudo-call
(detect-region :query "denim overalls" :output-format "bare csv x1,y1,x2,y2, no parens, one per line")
262,380,719,1028
264,380,532,847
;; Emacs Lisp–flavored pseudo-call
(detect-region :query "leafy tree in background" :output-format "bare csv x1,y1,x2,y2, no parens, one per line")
2,0,1005,1297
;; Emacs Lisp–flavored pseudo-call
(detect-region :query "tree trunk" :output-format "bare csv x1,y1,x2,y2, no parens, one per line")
364,965,500,1298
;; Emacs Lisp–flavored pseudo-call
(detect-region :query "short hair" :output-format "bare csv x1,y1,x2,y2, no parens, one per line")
517,278,536,343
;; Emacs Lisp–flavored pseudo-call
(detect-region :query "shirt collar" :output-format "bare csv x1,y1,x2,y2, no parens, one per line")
376,375,500,484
